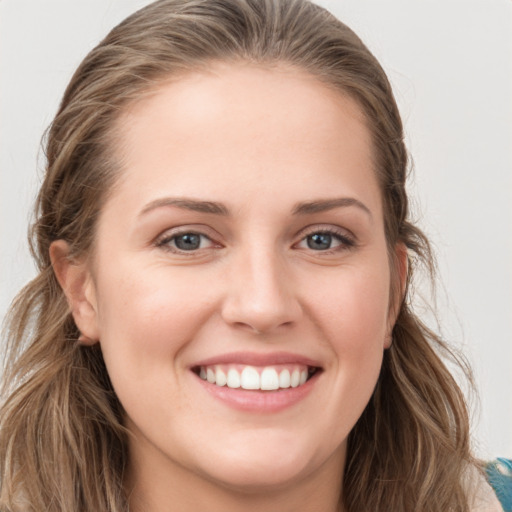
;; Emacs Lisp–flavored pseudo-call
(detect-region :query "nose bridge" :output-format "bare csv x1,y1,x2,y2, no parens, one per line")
222,240,301,333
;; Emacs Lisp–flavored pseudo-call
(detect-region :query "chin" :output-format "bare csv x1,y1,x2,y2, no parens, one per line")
205,460,309,493
193,431,322,491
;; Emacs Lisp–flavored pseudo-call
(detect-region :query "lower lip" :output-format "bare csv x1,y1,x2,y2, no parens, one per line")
193,371,321,413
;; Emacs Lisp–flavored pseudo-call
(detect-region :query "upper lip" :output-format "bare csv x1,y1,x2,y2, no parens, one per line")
190,351,323,369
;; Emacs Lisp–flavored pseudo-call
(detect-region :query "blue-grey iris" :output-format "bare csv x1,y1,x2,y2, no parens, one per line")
175,233,201,250
307,233,332,250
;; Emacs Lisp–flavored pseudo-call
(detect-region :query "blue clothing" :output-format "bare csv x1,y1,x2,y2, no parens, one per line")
486,458,512,511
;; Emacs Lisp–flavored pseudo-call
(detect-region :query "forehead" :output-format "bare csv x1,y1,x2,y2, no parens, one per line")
108,62,381,218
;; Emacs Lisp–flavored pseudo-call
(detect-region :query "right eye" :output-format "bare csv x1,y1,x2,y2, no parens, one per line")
156,231,216,253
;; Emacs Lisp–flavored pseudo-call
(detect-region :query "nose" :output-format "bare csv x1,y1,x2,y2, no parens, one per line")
221,247,302,334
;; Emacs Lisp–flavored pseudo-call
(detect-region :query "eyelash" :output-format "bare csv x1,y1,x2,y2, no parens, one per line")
155,226,356,256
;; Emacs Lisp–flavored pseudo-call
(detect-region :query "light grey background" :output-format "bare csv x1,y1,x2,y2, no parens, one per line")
1,0,511,457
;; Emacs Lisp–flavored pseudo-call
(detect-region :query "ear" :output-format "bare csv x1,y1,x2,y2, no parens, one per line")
385,242,408,349
50,240,100,345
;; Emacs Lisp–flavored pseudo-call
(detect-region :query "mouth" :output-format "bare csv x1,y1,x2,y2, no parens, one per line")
192,364,322,392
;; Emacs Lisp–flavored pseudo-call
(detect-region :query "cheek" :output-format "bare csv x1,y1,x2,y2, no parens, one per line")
93,262,218,428
305,261,390,401
94,260,214,376
309,263,391,351
283,264,390,450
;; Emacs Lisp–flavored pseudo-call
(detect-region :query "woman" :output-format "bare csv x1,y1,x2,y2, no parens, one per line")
0,0,506,510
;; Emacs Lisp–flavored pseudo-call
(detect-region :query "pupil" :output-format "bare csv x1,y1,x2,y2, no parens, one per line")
307,233,331,250
175,233,200,250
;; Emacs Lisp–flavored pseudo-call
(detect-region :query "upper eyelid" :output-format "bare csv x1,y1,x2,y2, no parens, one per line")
158,231,212,243
297,224,355,241
155,225,219,243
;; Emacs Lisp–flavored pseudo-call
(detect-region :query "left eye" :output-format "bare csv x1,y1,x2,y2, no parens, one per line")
297,231,353,251
159,232,214,252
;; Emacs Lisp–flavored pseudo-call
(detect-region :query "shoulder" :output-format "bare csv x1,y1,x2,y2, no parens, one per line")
471,478,505,512
483,458,512,512
468,458,512,512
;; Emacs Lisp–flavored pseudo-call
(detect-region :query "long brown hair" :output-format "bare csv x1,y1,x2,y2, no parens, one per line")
1,1,477,510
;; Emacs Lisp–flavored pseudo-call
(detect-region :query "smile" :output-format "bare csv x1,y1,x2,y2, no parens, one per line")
190,352,323,412
194,364,320,391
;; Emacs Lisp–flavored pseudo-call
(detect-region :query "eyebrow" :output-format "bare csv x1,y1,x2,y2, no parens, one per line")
139,196,372,218
139,197,230,217
292,197,372,218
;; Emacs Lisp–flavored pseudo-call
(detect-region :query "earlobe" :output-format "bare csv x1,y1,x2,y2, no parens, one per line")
397,242,409,300
50,240,100,345
385,242,409,349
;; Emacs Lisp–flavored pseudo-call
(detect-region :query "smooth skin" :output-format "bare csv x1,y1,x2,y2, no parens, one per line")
52,63,407,512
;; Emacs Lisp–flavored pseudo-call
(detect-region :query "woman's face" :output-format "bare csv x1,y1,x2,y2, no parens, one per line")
75,64,401,495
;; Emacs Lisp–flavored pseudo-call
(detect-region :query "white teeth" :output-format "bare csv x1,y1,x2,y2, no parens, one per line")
227,368,241,388
216,368,227,387
240,366,260,390
279,369,291,388
290,369,300,388
260,367,280,390
198,364,316,390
